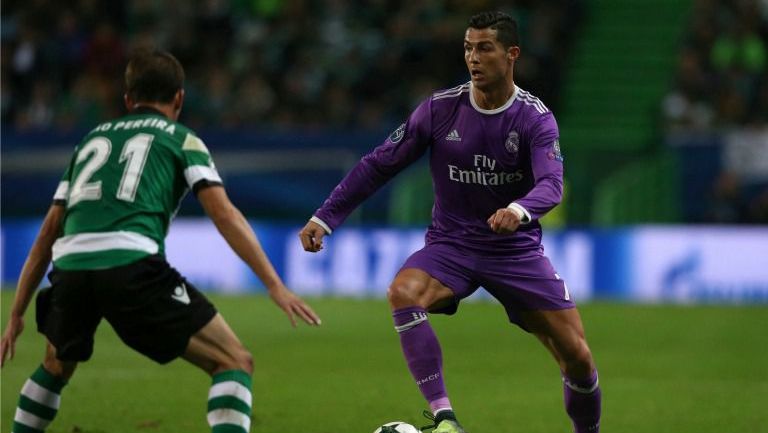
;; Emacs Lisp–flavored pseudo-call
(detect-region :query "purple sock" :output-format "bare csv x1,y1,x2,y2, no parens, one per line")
393,307,450,410
563,370,601,433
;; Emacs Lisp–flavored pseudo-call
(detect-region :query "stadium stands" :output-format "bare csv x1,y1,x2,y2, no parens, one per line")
662,0,768,224
2,0,583,223
1,0,585,222
563,0,767,225
1,0,583,131
2,0,765,224
559,0,692,224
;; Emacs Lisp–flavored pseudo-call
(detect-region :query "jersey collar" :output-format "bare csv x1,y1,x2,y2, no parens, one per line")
469,81,518,115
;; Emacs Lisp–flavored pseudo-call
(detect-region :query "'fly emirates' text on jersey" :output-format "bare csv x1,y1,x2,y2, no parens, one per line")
314,82,564,255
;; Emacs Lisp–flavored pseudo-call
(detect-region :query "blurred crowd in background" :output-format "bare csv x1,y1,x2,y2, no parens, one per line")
660,0,768,224
2,0,766,225
662,0,768,130
2,0,584,131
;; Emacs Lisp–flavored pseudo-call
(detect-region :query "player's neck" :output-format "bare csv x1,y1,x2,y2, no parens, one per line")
471,82,516,110
131,103,177,120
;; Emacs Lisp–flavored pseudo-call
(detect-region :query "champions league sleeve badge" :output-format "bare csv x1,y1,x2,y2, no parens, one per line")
548,139,564,162
389,122,406,144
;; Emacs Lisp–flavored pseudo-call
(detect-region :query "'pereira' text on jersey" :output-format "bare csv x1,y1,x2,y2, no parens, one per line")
51,108,222,270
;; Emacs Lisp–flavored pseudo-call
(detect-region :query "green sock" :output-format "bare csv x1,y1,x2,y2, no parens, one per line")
13,365,67,433
207,370,253,433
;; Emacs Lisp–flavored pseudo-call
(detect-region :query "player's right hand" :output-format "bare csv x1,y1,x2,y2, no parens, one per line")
0,314,25,367
487,207,522,234
269,286,322,327
299,220,328,252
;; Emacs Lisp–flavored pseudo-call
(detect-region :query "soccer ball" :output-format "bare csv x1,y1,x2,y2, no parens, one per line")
373,421,421,433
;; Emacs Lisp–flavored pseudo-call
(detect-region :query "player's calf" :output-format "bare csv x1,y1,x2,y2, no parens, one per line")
562,369,601,433
393,306,454,416
12,364,68,433
556,338,600,432
207,369,253,433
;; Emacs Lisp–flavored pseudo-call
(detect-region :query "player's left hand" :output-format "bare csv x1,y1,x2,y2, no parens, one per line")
487,208,522,234
0,314,24,367
269,287,322,327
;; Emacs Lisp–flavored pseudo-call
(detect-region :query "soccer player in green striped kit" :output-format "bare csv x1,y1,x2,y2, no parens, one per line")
0,49,321,433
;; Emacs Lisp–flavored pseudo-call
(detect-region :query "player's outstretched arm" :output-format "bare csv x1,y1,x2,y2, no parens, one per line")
1,204,64,367
298,219,328,253
197,185,321,327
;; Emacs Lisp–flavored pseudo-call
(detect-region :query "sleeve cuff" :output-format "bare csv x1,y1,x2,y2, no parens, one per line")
192,179,224,194
507,202,532,224
310,216,333,234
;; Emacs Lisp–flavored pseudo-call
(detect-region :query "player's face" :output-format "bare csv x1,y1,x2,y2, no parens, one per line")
464,28,517,90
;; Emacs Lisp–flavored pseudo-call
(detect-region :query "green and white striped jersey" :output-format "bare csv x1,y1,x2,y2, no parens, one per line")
51,108,222,270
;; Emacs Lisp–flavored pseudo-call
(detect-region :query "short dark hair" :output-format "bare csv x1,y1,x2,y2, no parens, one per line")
125,49,185,104
468,11,519,48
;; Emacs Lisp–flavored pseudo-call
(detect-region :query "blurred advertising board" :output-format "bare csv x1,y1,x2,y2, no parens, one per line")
1,220,766,304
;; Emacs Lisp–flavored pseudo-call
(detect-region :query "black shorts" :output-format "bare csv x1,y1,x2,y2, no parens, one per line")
37,255,217,364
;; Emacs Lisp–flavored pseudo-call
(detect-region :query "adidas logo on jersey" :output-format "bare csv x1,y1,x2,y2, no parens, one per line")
445,129,462,141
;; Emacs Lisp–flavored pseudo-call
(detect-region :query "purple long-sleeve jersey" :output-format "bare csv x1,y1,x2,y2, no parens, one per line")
314,82,563,254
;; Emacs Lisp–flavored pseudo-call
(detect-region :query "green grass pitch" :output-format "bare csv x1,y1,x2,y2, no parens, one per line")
2,290,767,432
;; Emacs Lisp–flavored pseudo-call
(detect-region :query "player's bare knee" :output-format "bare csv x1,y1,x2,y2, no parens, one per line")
42,358,76,380
212,355,251,376
387,281,420,308
43,344,76,380
237,349,254,375
562,343,594,377
223,346,253,375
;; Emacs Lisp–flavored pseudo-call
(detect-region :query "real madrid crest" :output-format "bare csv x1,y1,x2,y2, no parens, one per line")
505,130,519,154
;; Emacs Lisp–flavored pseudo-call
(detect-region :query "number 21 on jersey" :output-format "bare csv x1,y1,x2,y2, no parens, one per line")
68,133,153,207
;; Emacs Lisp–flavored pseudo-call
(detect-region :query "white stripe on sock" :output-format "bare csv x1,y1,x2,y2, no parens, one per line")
21,380,61,409
394,315,428,333
14,407,52,430
207,408,251,430
208,381,253,407
563,376,599,394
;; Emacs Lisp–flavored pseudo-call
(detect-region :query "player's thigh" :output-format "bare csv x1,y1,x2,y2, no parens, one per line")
37,270,102,363
481,254,574,328
389,268,456,310
392,243,477,310
182,313,252,375
98,255,218,365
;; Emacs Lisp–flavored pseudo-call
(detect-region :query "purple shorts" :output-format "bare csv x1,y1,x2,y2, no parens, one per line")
401,240,575,330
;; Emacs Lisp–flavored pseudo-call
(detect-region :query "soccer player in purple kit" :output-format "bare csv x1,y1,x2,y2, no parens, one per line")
300,11,601,433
